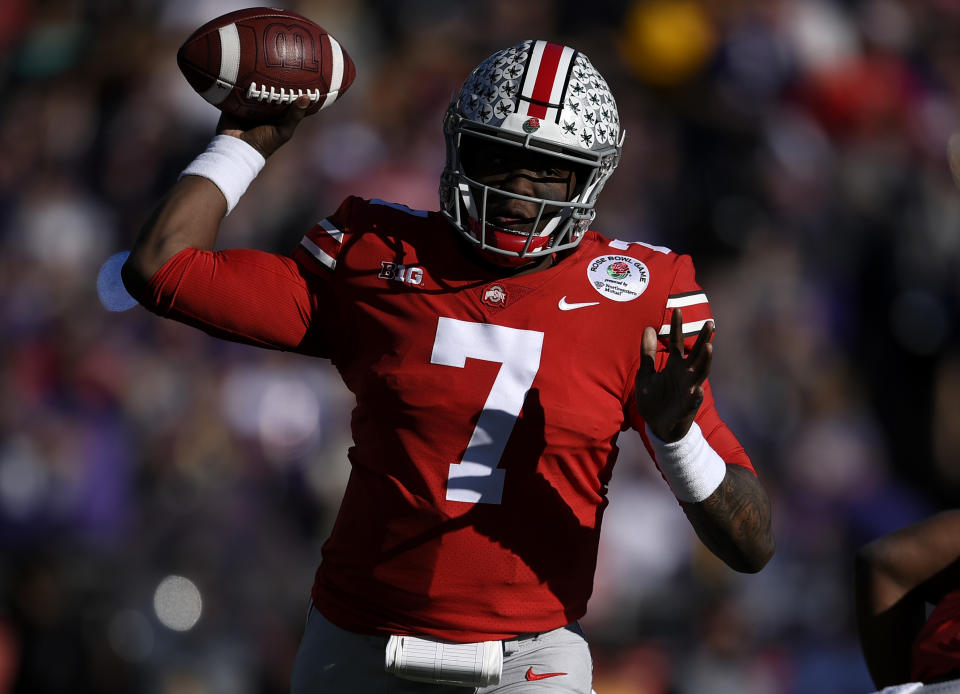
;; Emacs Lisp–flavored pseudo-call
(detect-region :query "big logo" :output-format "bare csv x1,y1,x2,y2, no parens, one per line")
263,23,319,72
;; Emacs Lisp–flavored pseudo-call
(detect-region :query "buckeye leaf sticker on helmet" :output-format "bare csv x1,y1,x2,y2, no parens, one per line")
177,7,356,121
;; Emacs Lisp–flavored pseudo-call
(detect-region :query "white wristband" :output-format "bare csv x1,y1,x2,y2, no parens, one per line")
179,134,266,215
647,422,726,502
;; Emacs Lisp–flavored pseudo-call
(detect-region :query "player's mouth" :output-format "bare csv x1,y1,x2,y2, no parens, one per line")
487,215,533,233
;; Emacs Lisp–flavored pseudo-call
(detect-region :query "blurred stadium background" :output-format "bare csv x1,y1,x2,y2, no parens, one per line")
3,0,960,692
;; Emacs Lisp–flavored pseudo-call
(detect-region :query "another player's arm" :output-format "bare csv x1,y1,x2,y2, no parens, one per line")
854,510,960,688
122,98,311,294
635,308,774,574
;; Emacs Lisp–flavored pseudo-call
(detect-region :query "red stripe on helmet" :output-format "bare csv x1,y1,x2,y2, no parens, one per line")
527,42,564,119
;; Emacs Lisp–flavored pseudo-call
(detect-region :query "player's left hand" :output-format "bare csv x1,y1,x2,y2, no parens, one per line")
635,308,713,442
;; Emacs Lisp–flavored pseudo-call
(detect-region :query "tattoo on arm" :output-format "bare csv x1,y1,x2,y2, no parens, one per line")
684,464,774,573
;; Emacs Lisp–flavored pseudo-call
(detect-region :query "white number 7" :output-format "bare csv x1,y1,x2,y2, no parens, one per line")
430,317,544,504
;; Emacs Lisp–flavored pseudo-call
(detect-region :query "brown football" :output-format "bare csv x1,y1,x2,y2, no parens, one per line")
177,7,356,121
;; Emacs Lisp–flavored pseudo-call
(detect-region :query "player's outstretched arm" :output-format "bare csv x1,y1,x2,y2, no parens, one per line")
854,510,960,687
122,97,310,297
635,308,774,573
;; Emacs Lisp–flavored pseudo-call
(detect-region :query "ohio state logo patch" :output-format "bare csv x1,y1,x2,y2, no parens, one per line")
482,284,508,307
522,117,541,133
587,255,649,302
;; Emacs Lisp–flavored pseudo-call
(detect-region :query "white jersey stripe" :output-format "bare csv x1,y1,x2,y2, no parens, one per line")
608,239,672,254
300,235,337,271
201,24,240,105
318,218,344,242
659,319,711,336
320,37,344,110
665,293,708,309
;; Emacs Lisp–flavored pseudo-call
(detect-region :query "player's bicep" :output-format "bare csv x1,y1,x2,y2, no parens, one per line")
144,247,327,352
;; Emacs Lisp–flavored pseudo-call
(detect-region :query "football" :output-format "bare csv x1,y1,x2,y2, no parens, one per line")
177,7,356,121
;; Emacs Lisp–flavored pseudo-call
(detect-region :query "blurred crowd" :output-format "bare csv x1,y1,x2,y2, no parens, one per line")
2,0,960,692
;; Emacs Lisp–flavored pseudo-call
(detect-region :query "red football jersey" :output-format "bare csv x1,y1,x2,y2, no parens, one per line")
911,588,960,683
144,196,754,641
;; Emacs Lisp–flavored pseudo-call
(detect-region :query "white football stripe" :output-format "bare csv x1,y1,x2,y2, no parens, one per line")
201,24,240,105
520,41,546,100
300,235,337,270
658,319,711,336
320,36,344,110
542,46,574,122
547,46,576,105
516,40,545,117
665,293,708,308
318,218,343,242
608,239,672,254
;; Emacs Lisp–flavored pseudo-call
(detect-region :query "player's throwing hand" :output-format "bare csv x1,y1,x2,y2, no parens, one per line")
217,95,312,159
635,308,714,442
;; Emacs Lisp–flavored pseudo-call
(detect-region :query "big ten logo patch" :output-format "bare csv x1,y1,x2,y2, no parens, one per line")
379,261,424,286
263,24,319,71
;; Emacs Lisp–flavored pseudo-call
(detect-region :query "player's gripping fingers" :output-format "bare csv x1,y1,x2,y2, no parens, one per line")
217,96,311,158
275,95,311,138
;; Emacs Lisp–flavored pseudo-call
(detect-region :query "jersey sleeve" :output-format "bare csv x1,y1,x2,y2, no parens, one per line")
142,247,332,355
291,195,360,278
626,253,755,474
138,197,368,356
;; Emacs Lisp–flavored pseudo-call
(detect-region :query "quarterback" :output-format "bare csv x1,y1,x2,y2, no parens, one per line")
123,41,774,693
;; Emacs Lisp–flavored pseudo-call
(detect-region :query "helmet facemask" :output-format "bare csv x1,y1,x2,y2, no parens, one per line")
440,40,623,267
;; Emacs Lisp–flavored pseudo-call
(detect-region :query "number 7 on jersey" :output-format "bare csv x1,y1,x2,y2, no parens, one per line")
430,317,544,504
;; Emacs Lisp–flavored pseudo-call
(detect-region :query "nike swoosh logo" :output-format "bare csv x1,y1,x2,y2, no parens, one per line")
525,667,567,681
558,296,600,311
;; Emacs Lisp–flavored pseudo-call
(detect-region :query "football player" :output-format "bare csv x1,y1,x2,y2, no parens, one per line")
123,40,774,693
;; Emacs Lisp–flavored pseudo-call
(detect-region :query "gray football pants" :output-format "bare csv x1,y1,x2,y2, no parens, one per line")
290,606,594,693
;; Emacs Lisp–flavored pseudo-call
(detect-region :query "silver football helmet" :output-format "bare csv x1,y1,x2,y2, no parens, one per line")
440,40,624,266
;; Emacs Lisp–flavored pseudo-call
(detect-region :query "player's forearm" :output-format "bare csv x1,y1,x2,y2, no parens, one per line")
856,510,960,605
682,464,774,573
854,550,926,686
122,176,226,298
